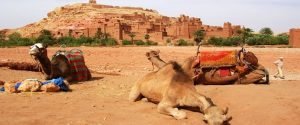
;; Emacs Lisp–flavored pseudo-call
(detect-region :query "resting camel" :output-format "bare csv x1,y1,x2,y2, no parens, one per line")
146,49,269,85
129,61,231,125
29,43,91,82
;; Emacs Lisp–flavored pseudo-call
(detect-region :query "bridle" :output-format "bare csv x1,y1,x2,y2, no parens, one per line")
30,44,47,75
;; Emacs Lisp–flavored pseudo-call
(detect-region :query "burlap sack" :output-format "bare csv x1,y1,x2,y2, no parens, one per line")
18,79,42,92
41,83,60,92
4,81,18,93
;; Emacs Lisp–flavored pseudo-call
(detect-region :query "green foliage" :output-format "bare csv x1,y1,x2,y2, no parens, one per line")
122,39,133,45
176,39,189,46
275,34,289,45
166,38,171,43
128,32,136,44
0,32,35,47
144,34,150,41
145,40,158,46
240,28,254,44
193,29,205,44
100,38,117,46
208,36,241,46
135,40,145,45
246,34,288,45
36,29,55,45
259,27,273,35
0,32,5,41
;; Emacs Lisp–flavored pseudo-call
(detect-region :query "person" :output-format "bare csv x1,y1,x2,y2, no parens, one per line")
273,57,284,79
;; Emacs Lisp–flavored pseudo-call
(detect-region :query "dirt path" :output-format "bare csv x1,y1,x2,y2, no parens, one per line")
0,46,300,125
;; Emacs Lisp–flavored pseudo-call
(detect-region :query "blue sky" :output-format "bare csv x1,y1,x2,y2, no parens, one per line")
0,0,299,33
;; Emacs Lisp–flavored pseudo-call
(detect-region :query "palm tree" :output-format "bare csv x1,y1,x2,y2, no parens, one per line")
259,27,273,35
129,32,136,44
193,29,205,45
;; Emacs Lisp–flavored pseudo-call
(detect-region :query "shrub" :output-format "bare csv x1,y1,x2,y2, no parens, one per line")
122,39,132,45
100,38,117,46
207,37,223,46
176,39,188,46
135,40,145,45
145,40,158,46
36,30,55,45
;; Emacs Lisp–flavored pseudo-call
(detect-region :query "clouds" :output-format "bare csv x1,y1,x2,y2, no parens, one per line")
0,0,299,33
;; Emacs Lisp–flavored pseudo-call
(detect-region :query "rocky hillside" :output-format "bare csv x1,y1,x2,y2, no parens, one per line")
6,3,163,37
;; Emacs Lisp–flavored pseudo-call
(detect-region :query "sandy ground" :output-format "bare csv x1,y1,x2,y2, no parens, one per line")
0,46,300,125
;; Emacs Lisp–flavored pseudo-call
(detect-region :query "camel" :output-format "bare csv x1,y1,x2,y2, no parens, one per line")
129,61,231,125
146,49,269,85
29,43,91,82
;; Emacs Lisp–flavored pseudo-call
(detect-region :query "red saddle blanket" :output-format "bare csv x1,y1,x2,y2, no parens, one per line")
65,49,90,81
199,50,237,68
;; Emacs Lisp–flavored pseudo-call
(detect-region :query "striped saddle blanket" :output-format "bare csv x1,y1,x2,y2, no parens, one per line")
55,49,90,81
199,50,237,68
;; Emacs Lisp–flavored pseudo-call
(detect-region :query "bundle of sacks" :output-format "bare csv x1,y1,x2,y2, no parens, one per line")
1,77,69,93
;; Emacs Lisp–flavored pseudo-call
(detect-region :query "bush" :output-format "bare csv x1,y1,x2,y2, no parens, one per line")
145,40,158,46
207,37,223,46
135,40,145,45
208,36,241,46
36,30,55,45
176,39,188,46
100,38,117,46
245,34,287,46
122,40,132,45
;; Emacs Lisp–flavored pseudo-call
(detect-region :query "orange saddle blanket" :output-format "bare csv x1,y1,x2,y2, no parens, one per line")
199,50,237,68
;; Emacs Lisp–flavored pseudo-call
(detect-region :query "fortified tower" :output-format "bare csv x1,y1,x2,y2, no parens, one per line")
289,28,300,48
89,0,96,4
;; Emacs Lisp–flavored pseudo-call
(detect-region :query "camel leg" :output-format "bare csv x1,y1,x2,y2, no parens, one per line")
129,84,142,102
157,98,187,120
239,71,265,84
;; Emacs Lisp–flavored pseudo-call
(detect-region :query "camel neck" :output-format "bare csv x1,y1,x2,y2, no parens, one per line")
37,54,52,75
148,56,166,69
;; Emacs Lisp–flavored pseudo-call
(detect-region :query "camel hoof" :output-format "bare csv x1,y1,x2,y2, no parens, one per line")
172,108,187,120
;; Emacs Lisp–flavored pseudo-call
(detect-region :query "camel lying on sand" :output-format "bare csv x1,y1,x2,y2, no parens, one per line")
146,49,269,85
29,43,91,82
129,61,231,125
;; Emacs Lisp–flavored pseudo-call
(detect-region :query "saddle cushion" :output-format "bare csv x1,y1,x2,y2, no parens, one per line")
65,49,90,81
199,50,237,68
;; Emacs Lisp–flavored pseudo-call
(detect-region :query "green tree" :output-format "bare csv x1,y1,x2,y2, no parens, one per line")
36,29,55,45
129,32,136,45
0,32,5,41
259,27,273,35
144,34,150,42
95,28,103,39
193,29,205,45
8,32,22,44
241,27,254,45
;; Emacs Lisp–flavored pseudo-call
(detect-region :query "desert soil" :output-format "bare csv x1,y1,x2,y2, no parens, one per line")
0,46,300,125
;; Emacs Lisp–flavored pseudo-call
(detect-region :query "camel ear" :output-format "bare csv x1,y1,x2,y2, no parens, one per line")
145,52,150,57
224,115,232,121
224,107,229,114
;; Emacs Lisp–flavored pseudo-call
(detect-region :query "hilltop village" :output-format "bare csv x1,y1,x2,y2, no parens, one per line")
2,0,241,44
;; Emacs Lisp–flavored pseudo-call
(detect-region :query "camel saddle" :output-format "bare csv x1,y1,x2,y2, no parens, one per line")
55,49,90,81
199,50,237,68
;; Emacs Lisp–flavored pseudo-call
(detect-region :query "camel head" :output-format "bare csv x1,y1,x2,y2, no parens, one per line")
29,43,48,60
145,49,160,60
203,106,231,125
